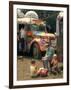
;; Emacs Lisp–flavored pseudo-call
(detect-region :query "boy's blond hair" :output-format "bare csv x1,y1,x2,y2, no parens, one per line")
53,54,57,57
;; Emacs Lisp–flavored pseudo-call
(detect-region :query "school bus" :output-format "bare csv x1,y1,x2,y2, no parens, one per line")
17,17,56,59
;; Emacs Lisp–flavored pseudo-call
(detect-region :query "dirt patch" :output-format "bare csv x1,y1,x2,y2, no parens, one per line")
17,56,63,80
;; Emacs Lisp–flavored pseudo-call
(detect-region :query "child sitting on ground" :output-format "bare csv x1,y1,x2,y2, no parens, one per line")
30,60,39,77
30,60,48,77
51,54,60,74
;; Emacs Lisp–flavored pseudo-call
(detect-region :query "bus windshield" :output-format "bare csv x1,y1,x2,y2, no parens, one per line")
31,24,45,32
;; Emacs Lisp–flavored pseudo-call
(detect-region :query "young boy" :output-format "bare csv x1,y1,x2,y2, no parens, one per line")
30,60,48,77
51,54,60,74
30,60,39,77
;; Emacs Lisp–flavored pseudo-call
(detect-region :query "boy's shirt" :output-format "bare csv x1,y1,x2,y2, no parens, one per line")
45,46,55,57
30,65,38,76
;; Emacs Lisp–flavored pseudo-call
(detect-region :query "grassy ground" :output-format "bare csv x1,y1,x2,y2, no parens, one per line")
17,56,63,81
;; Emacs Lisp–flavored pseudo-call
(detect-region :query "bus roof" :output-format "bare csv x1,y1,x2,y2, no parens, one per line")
17,17,45,25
